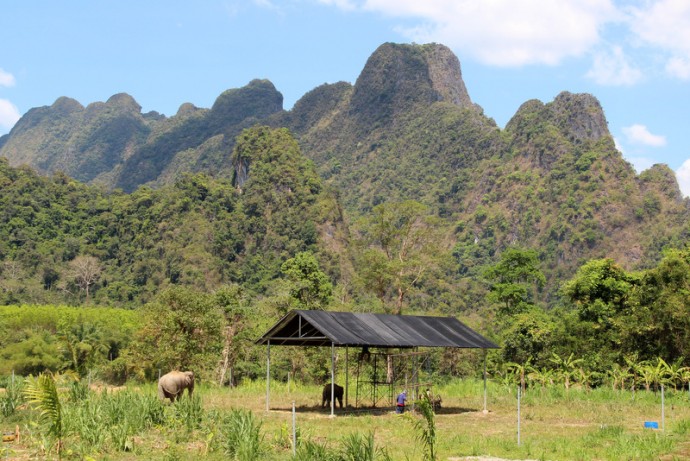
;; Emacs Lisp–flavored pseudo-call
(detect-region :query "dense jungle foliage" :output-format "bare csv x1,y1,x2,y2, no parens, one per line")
3,43,687,309
1,127,690,388
1,43,690,388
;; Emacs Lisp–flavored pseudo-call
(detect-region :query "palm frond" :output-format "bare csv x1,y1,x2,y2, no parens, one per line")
23,373,63,449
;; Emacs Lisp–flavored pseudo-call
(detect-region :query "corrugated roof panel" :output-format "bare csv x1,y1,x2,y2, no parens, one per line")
256,310,499,349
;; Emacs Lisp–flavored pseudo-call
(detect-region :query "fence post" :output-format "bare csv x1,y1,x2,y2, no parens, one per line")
517,386,521,446
662,384,665,432
292,401,297,457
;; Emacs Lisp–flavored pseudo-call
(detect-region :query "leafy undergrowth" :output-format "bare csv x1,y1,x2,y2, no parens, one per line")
3,378,690,460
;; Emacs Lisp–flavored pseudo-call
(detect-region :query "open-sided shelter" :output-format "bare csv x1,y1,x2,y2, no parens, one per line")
256,310,499,415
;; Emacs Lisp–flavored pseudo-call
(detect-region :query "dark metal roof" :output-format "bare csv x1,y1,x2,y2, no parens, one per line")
256,310,499,349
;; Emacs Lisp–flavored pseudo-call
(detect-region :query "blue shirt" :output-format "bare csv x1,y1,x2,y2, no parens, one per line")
397,393,406,405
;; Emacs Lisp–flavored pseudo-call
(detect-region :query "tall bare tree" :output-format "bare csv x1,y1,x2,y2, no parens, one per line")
69,255,102,301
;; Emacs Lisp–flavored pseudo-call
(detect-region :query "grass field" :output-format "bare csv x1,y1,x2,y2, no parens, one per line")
3,378,690,460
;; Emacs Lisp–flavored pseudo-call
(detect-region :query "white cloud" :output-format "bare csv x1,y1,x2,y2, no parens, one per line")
0,99,21,131
622,124,667,147
675,158,690,197
586,45,643,85
629,0,690,54
325,0,618,66
628,0,690,80
253,0,284,13
316,0,358,10
666,56,690,80
0,69,15,87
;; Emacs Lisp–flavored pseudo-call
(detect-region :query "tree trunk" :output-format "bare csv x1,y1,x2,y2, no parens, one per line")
217,324,237,386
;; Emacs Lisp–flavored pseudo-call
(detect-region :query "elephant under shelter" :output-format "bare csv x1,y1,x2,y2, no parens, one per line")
256,309,499,416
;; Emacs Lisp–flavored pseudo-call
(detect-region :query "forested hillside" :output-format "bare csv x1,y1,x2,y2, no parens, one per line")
0,41,689,312
0,127,346,307
2,43,690,388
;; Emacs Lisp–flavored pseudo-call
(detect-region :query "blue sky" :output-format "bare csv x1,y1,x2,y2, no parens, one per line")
2,1,689,194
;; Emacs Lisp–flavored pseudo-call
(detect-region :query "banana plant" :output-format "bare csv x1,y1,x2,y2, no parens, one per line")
636,359,669,392
23,372,64,458
506,358,534,392
528,367,555,389
607,363,632,391
658,357,687,390
549,353,583,390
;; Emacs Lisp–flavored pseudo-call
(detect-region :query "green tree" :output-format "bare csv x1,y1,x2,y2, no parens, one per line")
132,287,224,378
561,258,638,328
558,258,639,369
214,284,257,385
483,247,545,316
500,307,555,369
633,249,690,363
356,200,444,314
281,251,333,310
58,319,107,377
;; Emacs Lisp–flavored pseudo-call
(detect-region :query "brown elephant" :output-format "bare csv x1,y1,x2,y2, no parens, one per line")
322,383,343,409
158,370,194,402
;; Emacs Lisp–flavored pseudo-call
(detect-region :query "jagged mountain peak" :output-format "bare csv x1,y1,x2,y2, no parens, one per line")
550,91,609,142
639,163,686,201
175,102,202,117
104,93,142,112
349,42,473,127
507,91,610,145
211,79,282,113
51,96,84,115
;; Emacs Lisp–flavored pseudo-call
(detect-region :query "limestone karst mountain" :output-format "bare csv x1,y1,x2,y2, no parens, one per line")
1,41,688,308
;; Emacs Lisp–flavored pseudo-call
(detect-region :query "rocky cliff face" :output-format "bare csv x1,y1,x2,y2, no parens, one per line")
112,79,284,192
0,94,151,183
0,42,687,297
349,43,473,130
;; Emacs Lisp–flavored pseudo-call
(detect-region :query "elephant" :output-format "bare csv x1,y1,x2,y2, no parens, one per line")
322,383,343,409
158,370,194,402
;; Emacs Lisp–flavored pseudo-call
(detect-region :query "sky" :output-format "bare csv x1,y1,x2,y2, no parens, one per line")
1,1,689,195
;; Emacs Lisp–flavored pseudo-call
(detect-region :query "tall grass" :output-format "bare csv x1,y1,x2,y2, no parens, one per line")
10,377,690,460
219,408,265,460
0,374,23,417
295,439,337,461
340,431,392,461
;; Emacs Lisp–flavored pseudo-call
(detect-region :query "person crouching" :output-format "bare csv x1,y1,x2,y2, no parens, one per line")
396,390,407,414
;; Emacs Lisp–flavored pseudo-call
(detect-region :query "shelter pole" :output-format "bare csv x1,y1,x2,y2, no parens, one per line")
331,342,335,417
265,340,270,412
345,346,349,408
483,350,488,413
